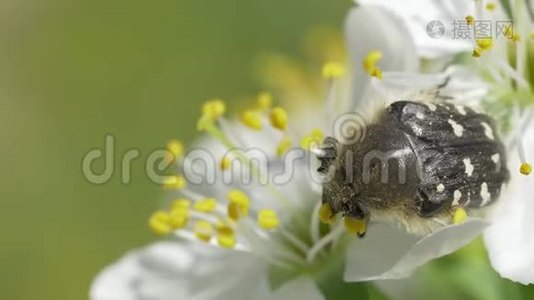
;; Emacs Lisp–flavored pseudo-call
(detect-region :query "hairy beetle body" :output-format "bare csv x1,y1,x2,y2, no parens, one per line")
319,100,510,235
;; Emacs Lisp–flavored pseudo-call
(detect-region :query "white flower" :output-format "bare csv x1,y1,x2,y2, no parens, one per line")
91,241,323,300
355,0,474,58
355,0,534,285
91,2,533,299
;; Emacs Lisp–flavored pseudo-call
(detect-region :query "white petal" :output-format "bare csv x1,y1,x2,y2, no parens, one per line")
345,6,419,109
90,241,268,300
359,67,488,118
344,219,489,281
269,277,324,300
484,117,534,284
356,0,473,58
377,66,487,104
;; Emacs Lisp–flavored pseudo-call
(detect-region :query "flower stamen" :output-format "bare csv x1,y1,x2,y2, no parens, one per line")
227,190,250,220
220,154,232,171
162,175,187,190
217,233,237,249
193,198,218,213
257,209,280,230
166,139,184,162
322,62,345,79
198,99,226,131
517,137,531,175
194,220,214,242
520,163,532,175
241,110,263,130
473,38,493,57
276,137,293,157
270,107,288,130
363,51,383,79
465,15,475,26
148,211,173,235
169,206,189,229
306,223,344,262
300,129,324,150
172,198,191,210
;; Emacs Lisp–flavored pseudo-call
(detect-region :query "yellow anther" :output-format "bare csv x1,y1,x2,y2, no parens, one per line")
220,155,232,171
194,198,218,213
198,99,226,131
216,222,234,236
512,34,521,42
363,51,383,79
344,217,367,236
369,68,382,79
169,207,189,229
257,209,280,230
486,2,496,11
276,137,293,157
148,211,172,235
322,62,345,79
453,208,468,224
194,220,213,242
257,92,273,111
472,38,493,58
228,202,247,220
163,175,186,190
300,128,324,150
241,110,263,130
520,163,532,175
228,189,250,206
202,99,226,120
227,190,250,220
476,38,493,51
217,233,237,249
172,198,190,210
166,139,184,159
270,107,288,130
319,203,335,224
465,15,475,26
503,25,515,40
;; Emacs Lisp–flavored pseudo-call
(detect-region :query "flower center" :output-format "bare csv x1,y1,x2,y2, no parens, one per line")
144,65,376,273
466,4,532,176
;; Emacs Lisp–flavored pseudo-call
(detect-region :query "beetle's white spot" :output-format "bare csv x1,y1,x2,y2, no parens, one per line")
437,183,445,193
455,105,467,115
427,103,437,111
480,182,491,206
491,153,500,164
452,190,462,206
481,122,494,140
416,112,425,119
463,158,474,177
448,119,464,137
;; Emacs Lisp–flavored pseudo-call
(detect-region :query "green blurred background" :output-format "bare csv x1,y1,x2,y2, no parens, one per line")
2,0,534,299
0,0,351,299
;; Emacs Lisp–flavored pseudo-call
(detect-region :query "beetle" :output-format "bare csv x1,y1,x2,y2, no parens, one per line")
318,99,510,236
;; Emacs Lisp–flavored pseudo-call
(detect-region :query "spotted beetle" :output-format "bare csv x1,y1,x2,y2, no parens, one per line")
318,99,510,236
